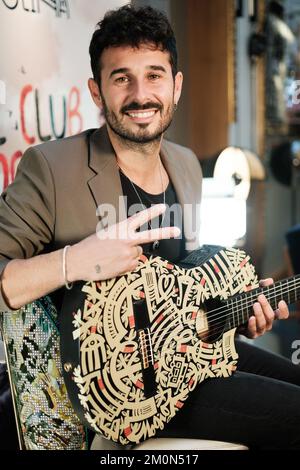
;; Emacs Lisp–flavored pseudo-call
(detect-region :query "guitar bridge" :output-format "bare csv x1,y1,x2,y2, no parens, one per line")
138,328,154,369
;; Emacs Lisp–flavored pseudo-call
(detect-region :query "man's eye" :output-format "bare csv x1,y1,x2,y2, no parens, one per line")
148,74,161,80
115,76,129,83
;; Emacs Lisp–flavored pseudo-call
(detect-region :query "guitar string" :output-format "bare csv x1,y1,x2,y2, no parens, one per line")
136,280,300,345
91,265,300,326
207,279,300,323
141,290,291,346
87,280,300,348
142,299,277,346
143,278,300,329
177,275,300,322
89,280,300,339
141,295,289,349
127,271,300,325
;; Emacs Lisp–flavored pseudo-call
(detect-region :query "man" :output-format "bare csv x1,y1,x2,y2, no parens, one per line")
0,5,299,450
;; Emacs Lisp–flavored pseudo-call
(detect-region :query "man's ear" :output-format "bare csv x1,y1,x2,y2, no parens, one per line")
88,78,102,108
174,71,183,106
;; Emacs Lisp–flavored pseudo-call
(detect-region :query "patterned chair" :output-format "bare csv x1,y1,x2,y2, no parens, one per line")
1,299,249,451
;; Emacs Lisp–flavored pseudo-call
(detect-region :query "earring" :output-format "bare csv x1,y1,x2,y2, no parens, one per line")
174,103,178,111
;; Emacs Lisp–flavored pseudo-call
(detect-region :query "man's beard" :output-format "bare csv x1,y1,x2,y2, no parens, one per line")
100,95,175,144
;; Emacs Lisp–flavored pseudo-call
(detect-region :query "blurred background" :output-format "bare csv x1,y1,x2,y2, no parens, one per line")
1,0,300,360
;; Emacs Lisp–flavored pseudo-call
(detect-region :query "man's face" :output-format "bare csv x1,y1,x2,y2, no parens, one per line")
95,44,182,144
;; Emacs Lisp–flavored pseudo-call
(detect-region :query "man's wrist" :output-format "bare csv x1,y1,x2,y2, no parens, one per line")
65,244,78,283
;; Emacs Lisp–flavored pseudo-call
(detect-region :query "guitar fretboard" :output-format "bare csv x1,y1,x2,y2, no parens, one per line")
226,275,300,330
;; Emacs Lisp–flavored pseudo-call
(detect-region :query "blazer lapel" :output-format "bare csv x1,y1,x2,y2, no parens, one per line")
87,126,127,227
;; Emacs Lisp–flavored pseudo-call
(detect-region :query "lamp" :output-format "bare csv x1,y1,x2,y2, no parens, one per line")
200,147,265,248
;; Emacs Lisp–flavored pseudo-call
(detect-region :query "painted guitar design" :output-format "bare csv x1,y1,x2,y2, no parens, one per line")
60,246,300,445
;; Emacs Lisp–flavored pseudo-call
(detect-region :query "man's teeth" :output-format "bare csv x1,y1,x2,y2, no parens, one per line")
127,111,156,118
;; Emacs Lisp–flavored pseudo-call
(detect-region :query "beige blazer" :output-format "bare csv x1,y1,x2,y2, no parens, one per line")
0,126,202,311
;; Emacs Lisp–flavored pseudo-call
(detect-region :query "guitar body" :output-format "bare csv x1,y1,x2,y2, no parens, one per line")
60,246,258,445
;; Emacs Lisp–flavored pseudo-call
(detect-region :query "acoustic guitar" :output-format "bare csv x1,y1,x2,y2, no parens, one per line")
60,245,299,445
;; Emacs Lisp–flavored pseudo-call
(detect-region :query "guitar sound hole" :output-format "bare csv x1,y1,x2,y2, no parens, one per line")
196,299,227,343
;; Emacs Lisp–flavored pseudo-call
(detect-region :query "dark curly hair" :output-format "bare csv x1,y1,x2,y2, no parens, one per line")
89,5,178,86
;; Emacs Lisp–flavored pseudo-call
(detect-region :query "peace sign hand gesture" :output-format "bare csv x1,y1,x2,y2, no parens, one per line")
67,204,180,282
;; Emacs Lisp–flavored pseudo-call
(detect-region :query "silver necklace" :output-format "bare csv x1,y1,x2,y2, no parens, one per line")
118,159,166,251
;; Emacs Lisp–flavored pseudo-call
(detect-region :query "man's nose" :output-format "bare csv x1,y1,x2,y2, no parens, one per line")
130,79,150,104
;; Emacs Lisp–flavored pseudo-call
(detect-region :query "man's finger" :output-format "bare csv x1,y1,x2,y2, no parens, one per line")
257,294,274,330
275,300,289,320
128,204,167,230
253,301,266,334
133,226,181,244
259,278,274,287
246,316,257,338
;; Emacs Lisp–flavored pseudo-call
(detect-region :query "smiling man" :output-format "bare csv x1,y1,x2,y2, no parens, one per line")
0,5,300,451
94,45,180,142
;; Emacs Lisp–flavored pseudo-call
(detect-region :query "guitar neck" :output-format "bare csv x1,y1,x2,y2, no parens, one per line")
226,274,300,330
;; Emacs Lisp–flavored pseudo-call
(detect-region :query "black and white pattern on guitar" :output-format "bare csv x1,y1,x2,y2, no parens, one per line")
1,299,86,450
69,247,259,445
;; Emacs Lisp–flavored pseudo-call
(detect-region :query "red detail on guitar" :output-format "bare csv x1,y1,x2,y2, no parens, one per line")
139,291,145,298
124,426,132,437
180,345,187,353
98,378,105,390
213,263,220,273
173,287,179,293
200,278,206,286
139,254,148,263
91,326,97,334
96,282,102,289
240,259,247,268
135,380,144,389
192,311,197,320
129,315,135,328
124,346,134,353
167,263,174,269
155,314,164,324
188,378,195,387
212,358,217,365
202,343,210,348
154,362,159,369
175,401,184,409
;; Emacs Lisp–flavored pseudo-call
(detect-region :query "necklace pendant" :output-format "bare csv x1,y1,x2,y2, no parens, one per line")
152,240,160,251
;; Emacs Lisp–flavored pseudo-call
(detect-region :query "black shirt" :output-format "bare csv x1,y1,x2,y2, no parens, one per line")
54,171,186,313
119,170,185,263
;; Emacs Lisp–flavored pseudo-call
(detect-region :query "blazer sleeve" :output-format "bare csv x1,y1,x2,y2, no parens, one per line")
0,146,55,311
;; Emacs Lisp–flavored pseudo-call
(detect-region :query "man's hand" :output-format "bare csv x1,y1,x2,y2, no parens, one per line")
241,278,289,339
68,204,180,283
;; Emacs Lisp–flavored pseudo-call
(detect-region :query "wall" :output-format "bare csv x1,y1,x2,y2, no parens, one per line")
0,0,291,279
0,0,127,193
